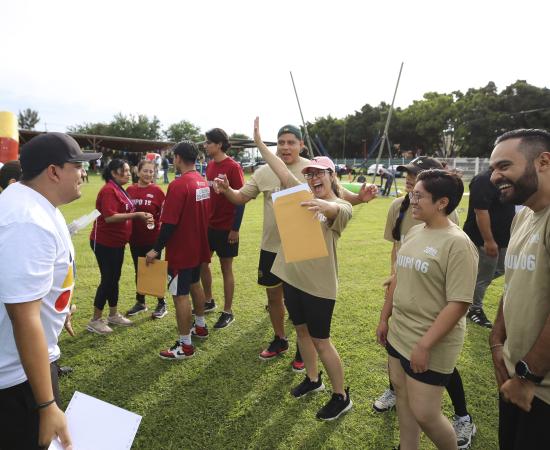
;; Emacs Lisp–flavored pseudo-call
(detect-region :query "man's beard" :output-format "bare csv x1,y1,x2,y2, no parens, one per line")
498,163,538,205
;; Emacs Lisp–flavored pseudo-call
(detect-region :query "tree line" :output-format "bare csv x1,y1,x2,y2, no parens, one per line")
307,80,550,158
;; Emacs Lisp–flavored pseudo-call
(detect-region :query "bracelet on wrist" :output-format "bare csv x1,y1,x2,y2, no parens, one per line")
490,343,504,351
36,399,56,410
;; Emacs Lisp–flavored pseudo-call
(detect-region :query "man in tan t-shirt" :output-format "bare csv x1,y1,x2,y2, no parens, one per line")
220,124,373,367
489,129,550,450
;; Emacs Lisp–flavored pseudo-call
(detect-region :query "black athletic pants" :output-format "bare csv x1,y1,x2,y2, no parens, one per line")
91,240,125,310
499,394,550,450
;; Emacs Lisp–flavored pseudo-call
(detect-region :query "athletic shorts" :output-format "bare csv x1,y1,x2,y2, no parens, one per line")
386,341,452,386
257,250,282,288
283,282,335,339
167,265,201,296
208,228,239,258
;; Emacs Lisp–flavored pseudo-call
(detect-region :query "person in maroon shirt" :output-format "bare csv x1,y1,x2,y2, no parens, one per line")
200,128,245,329
126,160,167,319
145,141,211,360
88,159,154,335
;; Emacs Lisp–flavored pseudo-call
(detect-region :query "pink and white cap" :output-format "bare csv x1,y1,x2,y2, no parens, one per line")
301,156,336,174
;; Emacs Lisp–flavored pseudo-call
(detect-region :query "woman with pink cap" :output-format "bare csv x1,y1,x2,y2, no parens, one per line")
217,117,376,421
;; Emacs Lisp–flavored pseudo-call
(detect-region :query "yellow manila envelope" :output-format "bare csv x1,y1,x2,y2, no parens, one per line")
272,184,328,263
137,257,167,298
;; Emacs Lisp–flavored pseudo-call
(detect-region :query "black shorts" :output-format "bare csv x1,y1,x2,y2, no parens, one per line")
168,265,201,296
208,228,238,258
283,282,335,339
0,361,60,450
257,250,282,288
386,341,452,386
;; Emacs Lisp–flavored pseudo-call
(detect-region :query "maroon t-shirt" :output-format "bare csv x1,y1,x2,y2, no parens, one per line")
160,171,211,271
205,157,244,230
127,183,165,247
90,182,133,248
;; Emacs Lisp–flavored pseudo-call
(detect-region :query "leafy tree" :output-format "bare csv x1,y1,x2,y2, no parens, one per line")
164,120,202,143
18,108,40,130
68,113,163,140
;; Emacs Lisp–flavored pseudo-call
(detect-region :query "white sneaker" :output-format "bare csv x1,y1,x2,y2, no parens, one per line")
87,318,113,335
107,313,133,327
452,415,477,449
373,388,396,412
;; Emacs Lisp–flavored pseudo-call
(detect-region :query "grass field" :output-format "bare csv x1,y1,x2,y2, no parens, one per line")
57,173,501,449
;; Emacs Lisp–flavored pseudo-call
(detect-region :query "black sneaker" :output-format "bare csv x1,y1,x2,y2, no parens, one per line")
291,372,325,398
316,387,353,421
193,299,216,315
152,302,168,319
126,302,148,316
467,307,492,328
213,312,234,329
259,336,289,360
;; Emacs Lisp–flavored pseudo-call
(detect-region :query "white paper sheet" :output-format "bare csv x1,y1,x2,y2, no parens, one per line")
49,391,142,450
271,183,310,203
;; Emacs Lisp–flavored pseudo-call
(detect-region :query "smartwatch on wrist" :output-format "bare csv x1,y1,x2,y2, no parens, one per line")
515,360,544,384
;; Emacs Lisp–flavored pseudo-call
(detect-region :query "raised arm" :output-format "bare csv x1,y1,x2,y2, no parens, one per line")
253,117,298,188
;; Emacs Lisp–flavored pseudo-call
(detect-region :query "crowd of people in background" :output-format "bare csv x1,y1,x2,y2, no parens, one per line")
1,126,549,450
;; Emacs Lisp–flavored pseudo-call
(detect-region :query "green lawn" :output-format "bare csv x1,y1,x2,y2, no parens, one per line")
58,173,499,449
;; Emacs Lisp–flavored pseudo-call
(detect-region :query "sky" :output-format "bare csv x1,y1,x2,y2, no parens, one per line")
2,0,549,141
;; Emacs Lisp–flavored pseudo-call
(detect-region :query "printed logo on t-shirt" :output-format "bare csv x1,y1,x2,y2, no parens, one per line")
423,246,438,257
132,198,152,206
397,254,429,273
196,187,210,202
505,253,536,271
146,193,154,199
528,233,540,244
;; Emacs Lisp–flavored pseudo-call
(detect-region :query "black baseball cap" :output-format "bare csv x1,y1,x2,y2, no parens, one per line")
397,156,443,175
277,124,302,140
20,132,101,177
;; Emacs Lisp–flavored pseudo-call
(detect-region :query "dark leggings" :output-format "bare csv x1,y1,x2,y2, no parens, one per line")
91,240,125,310
129,244,165,304
389,367,468,416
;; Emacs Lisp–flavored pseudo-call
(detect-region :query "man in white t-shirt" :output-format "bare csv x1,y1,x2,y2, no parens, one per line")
0,133,100,450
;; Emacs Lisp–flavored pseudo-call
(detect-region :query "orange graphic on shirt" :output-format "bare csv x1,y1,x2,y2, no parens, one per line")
55,265,74,312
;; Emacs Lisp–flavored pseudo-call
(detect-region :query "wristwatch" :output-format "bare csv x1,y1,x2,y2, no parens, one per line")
515,360,544,384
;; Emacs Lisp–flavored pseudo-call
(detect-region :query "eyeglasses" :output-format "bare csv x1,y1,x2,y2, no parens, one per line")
408,191,427,202
304,169,330,180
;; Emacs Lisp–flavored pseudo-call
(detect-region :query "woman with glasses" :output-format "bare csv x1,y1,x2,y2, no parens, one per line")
377,169,478,450
126,159,167,319
217,117,377,421
374,158,477,450
87,159,154,335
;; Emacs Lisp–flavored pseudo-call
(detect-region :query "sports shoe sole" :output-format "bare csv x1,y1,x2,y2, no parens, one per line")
152,311,168,319
294,383,325,399
86,325,112,335
457,423,477,450
372,403,395,413
317,400,353,421
126,307,148,316
292,365,306,373
158,352,195,361
107,319,133,327
258,348,288,361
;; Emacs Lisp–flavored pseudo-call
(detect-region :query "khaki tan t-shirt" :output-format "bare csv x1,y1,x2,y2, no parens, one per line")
239,157,310,252
387,223,478,373
384,196,460,250
503,206,550,405
271,198,352,300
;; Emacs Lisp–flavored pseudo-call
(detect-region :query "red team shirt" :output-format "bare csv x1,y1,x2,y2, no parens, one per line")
160,170,211,271
205,157,244,230
127,183,165,247
91,182,134,247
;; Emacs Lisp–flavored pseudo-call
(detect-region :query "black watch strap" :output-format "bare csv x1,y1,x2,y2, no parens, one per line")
516,360,544,384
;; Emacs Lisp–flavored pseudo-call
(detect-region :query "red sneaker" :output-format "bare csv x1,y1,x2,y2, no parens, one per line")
159,342,195,360
259,336,289,360
191,324,209,339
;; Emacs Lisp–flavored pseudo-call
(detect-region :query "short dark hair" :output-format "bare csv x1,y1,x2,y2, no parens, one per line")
173,141,199,164
103,158,128,182
416,169,463,215
137,159,155,171
205,128,231,152
0,160,22,189
495,128,550,162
